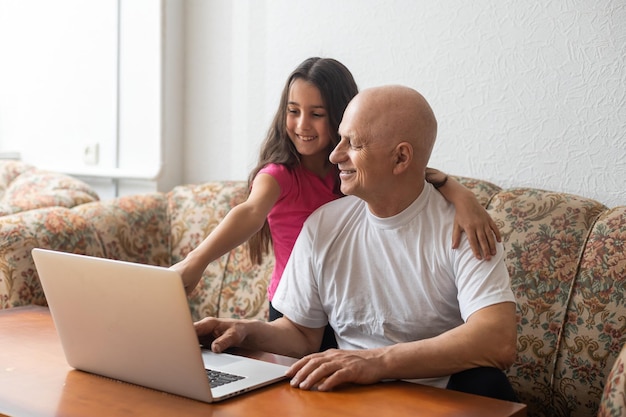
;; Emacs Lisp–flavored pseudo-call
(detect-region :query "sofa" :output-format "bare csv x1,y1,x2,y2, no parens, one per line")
0,171,624,417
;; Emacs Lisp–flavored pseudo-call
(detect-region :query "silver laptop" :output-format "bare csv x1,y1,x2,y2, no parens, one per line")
32,248,293,403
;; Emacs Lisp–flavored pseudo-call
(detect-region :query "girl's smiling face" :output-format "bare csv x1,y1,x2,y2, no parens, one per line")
286,79,334,167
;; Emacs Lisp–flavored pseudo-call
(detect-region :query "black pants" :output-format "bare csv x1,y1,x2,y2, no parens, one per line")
446,367,518,402
269,302,338,351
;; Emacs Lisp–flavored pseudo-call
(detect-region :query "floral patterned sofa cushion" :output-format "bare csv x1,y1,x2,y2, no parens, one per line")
0,160,99,216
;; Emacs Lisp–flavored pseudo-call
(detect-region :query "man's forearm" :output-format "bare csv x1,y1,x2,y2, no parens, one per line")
240,318,323,359
374,302,517,381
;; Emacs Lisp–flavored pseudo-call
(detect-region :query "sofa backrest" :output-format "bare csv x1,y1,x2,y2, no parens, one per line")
166,181,273,322
71,193,171,265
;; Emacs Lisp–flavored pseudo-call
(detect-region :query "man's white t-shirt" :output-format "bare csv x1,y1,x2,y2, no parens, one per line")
272,183,516,388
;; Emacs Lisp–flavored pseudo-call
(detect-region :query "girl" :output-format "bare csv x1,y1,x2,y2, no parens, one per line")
172,57,500,330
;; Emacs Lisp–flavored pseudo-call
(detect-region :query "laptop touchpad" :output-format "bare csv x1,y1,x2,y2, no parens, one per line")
201,350,246,368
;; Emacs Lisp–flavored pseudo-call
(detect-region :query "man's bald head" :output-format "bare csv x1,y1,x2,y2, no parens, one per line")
332,85,439,214
342,85,438,171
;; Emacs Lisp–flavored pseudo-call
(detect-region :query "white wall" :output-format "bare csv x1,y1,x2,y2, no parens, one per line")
1,0,624,206
184,0,626,207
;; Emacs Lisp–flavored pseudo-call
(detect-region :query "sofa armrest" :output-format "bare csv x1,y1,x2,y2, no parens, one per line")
0,207,105,309
0,192,170,310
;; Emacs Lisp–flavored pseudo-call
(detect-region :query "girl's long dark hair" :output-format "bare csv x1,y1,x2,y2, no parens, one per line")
247,57,359,264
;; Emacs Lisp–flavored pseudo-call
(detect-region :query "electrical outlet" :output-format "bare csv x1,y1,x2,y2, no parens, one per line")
83,143,99,165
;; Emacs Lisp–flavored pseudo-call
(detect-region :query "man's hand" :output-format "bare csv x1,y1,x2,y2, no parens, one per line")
194,317,247,353
286,349,383,391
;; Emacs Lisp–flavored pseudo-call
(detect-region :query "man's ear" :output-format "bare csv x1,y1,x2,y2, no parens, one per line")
392,142,412,174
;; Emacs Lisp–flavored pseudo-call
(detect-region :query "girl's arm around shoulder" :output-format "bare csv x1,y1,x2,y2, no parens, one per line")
426,168,502,260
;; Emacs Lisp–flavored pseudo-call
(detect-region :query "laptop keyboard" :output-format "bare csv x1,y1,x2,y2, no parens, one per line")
206,368,245,388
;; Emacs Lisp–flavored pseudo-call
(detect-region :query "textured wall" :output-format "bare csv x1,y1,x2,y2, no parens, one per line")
184,0,626,207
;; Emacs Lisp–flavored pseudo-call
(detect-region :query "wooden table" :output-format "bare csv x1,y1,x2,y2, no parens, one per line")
0,306,526,417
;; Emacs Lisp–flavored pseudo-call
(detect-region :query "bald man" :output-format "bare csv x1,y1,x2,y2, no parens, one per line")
195,85,518,401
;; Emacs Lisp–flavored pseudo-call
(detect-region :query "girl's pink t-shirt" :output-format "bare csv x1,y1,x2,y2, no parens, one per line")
258,163,341,301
